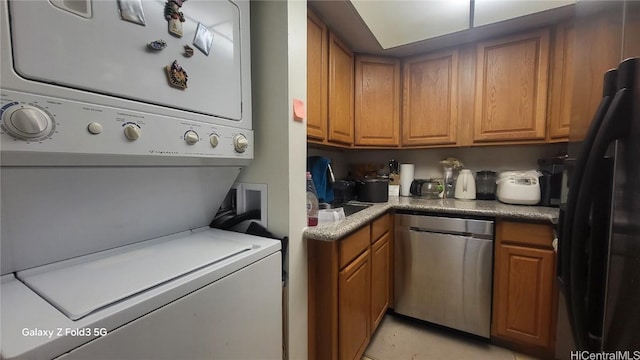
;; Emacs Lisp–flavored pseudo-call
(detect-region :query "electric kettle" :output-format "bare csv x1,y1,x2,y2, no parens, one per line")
454,169,476,200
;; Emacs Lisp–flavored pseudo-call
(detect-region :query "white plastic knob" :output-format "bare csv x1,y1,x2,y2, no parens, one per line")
209,134,219,148
185,130,199,145
233,134,248,153
3,106,52,138
123,124,141,140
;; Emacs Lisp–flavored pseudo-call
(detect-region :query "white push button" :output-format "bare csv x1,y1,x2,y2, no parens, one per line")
87,122,103,135
209,135,219,148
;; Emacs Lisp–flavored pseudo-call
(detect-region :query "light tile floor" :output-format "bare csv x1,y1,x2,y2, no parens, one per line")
362,315,541,360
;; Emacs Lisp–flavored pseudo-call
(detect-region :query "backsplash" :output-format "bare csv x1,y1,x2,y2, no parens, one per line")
308,143,567,180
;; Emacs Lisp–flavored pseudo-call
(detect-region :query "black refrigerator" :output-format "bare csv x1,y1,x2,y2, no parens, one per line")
557,1,640,356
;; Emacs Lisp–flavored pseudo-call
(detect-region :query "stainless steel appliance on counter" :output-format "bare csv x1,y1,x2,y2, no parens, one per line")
557,1,640,356
393,213,494,338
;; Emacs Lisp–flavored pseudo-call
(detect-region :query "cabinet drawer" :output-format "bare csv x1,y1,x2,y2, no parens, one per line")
497,221,553,248
339,225,370,269
371,213,391,242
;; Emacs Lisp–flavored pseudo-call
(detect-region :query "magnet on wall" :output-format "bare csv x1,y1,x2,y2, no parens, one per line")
165,60,188,89
164,0,186,37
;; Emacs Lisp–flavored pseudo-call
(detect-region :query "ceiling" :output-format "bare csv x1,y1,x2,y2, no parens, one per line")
308,0,576,57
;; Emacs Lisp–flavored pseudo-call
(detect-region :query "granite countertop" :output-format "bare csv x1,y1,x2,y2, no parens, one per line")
304,196,560,241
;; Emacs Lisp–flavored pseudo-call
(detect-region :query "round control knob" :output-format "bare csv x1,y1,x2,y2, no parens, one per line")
233,134,249,153
185,130,199,145
123,124,141,141
87,122,103,135
3,106,52,139
209,134,219,148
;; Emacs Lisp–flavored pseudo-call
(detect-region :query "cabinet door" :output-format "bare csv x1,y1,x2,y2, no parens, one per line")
474,29,550,143
493,243,555,348
402,49,459,146
370,232,390,333
328,32,354,145
307,11,328,141
339,249,370,360
354,56,400,146
569,8,624,142
548,22,574,141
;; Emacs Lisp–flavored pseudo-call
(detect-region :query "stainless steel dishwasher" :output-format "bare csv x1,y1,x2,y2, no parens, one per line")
394,213,494,338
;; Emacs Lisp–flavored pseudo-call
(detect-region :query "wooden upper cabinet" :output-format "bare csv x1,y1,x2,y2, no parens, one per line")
474,29,550,143
402,49,459,146
548,22,574,141
328,32,355,145
354,56,401,146
307,10,328,141
569,8,624,142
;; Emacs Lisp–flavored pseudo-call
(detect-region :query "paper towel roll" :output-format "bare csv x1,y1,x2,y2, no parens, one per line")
400,163,414,196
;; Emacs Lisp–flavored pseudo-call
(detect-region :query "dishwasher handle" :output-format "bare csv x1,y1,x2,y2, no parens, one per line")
408,226,494,240
396,214,494,237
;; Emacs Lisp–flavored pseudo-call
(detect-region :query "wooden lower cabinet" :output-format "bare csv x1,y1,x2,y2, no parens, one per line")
308,213,392,360
339,249,371,360
370,232,390,331
492,220,557,358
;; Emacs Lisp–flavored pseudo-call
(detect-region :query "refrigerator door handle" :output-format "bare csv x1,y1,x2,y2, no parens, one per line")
560,98,612,284
567,86,632,350
559,69,618,289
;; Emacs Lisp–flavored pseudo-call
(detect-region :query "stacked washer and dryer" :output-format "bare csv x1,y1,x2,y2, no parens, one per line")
0,1,282,359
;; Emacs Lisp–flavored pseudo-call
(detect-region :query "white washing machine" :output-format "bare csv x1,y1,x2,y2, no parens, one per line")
1,228,282,360
0,0,283,358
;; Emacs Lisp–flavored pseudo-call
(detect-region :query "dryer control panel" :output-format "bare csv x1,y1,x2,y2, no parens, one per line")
0,90,253,162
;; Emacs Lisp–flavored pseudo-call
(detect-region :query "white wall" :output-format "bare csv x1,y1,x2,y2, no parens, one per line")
309,143,567,180
239,1,307,359
285,1,308,360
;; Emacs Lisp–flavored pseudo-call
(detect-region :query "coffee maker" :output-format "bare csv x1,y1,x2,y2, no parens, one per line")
537,156,566,207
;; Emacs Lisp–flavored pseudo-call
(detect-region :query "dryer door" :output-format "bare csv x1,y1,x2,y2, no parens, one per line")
8,0,243,121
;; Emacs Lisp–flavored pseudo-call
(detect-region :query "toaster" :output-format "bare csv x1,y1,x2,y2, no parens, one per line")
496,171,541,205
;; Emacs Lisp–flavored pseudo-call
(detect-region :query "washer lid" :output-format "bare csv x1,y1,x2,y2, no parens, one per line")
16,231,253,320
